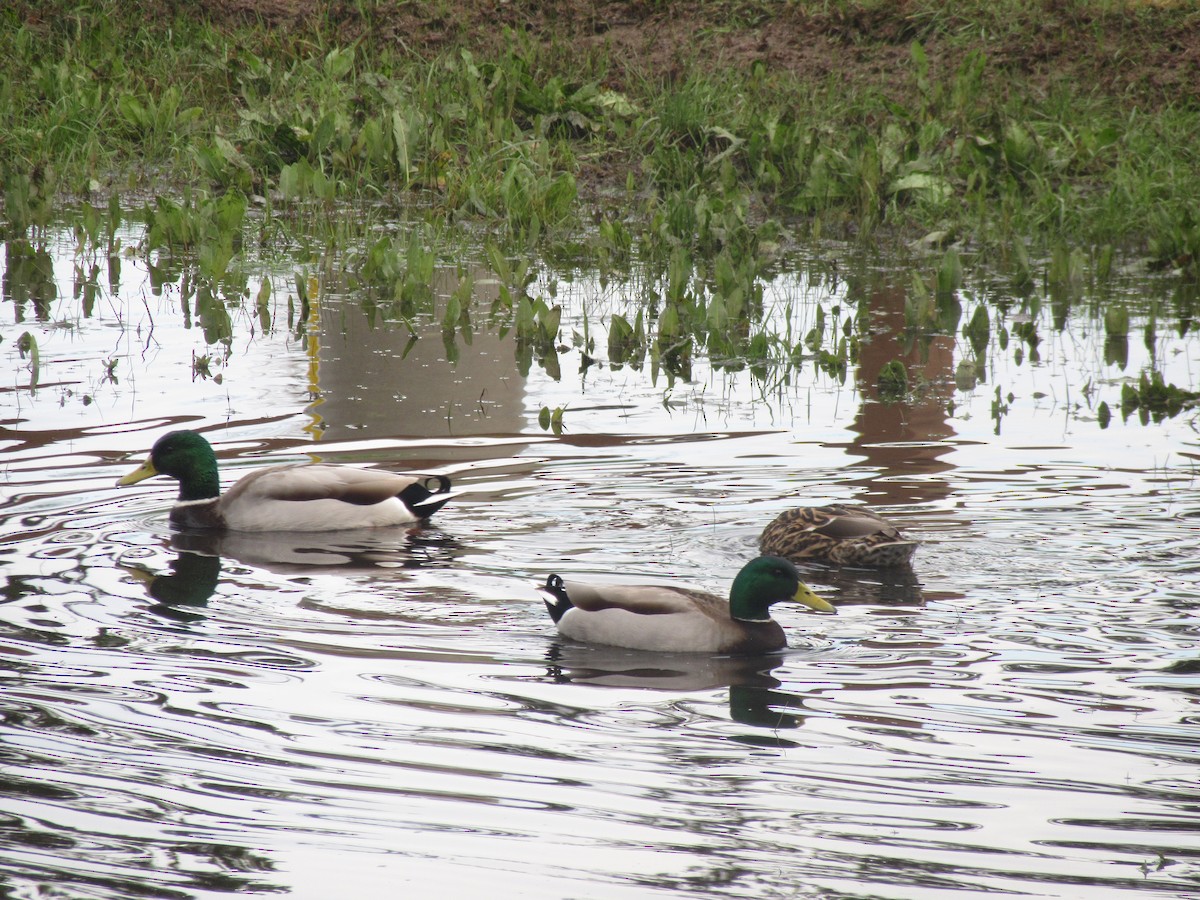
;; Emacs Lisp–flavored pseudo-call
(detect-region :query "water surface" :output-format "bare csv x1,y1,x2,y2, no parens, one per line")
1,226,1198,898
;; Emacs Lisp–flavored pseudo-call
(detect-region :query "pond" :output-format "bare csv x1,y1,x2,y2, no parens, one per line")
1,219,1198,899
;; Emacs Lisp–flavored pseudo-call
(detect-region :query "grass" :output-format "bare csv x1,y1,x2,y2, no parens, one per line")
3,2,1198,252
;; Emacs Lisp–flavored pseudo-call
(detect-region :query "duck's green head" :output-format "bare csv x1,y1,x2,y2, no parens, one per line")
116,430,220,501
729,555,835,622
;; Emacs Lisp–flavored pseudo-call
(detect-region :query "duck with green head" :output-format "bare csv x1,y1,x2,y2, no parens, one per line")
540,555,835,654
117,430,452,531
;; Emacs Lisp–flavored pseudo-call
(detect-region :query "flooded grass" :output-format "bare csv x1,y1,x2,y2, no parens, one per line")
5,2,1199,414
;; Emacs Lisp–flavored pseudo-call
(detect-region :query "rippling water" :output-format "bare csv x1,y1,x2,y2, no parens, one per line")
2,228,1199,899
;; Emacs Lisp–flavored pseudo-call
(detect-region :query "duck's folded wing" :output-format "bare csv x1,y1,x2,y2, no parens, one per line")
232,465,432,505
815,506,903,539
559,581,719,616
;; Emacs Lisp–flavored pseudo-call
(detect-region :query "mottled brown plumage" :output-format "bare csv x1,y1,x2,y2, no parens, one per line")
759,505,917,567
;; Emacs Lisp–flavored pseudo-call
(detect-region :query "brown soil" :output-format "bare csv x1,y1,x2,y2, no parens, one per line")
198,0,1200,109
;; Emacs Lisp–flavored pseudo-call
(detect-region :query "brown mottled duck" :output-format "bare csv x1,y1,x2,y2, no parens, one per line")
759,505,917,567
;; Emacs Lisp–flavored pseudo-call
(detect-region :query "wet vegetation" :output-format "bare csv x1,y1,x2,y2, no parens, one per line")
2,0,1199,429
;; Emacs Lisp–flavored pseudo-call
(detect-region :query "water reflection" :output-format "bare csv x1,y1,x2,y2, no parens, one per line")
122,551,219,620
311,265,527,440
545,642,786,691
118,526,469,623
545,644,814,735
846,280,957,509
795,559,927,606
167,524,463,574
3,239,56,322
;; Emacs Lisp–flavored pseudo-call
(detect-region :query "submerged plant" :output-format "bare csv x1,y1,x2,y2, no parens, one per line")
1104,304,1130,338
352,228,437,314
963,304,990,356
514,296,561,353
877,359,909,402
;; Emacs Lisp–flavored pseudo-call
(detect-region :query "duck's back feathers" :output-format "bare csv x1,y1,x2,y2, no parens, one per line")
760,504,917,567
226,466,445,506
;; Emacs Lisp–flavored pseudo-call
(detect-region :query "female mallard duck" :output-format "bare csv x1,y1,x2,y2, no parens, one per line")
759,505,916,567
117,430,452,531
540,555,834,654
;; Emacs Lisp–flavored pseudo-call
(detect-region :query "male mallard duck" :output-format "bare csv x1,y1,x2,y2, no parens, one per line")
117,430,452,531
540,555,834,654
759,504,916,567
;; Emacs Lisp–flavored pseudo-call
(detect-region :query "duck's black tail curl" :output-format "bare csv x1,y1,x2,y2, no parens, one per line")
542,574,572,623
400,475,453,519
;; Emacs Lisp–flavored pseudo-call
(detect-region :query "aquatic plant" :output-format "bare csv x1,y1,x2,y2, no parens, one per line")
963,305,990,356
6,0,1200,430
15,332,40,390
877,360,909,402
607,311,646,369
538,405,566,435
1147,208,1200,281
1120,370,1200,424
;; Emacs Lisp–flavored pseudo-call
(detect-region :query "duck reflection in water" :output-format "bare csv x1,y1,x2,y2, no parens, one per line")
795,558,926,607
168,525,462,575
121,551,220,622
122,527,462,620
544,643,813,734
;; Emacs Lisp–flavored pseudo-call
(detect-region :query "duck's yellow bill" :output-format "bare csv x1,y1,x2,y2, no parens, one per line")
794,584,836,613
117,458,159,486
